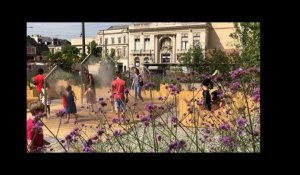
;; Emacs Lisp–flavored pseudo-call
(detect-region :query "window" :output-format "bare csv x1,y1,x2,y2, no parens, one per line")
117,48,121,57
105,38,108,45
111,38,115,44
123,36,126,43
144,57,150,64
118,37,121,44
144,38,150,50
134,57,140,67
134,38,140,50
181,35,188,50
123,46,126,57
193,36,200,46
161,54,171,63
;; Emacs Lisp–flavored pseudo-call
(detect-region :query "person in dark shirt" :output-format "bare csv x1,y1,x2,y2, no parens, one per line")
202,79,212,111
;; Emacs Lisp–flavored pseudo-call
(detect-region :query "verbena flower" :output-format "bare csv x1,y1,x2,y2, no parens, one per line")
145,103,154,112
91,134,98,140
157,135,162,142
100,101,107,107
97,128,105,136
219,136,235,147
140,115,151,127
230,68,246,79
218,123,231,131
112,117,120,124
99,97,104,101
236,117,247,127
229,81,241,92
252,88,260,103
170,116,178,124
113,130,122,137
168,140,186,150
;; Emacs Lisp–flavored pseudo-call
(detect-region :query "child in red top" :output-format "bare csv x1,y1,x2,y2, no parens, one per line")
27,101,45,153
33,68,45,98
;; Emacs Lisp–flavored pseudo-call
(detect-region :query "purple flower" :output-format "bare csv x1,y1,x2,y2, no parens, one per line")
230,68,246,79
253,129,260,136
113,130,122,137
176,77,180,81
236,117,247,127
83,146,93,153
170,116,178,124
112,117,120,124
124,88,129,94
219,136,235,147
229,81,241,92
33,121,43,128
158,106,165,110
65,134,73,144
218,123,231,131
190,71,196,76
196,100,203,106
145,103,154,112
168,140,186,150
85,139,93,147
100,101,107,107
56,109,66,117
158,96,163,101
97,128,105,136
157,135,162,142
34,112,46,121
91,135,98,140
252,88,260,103
140,115,151,127
99,97,104,101
187,107,193,114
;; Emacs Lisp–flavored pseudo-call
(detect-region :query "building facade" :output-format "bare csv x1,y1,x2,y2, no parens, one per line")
71,37,97,55
97,25,129,72
128,22,211,67
94,23,237,69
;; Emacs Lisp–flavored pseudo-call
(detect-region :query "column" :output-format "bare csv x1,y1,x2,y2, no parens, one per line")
172,35,176,63
154,35,158,63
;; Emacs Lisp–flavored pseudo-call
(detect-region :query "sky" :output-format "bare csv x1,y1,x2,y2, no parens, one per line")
27,22,131,41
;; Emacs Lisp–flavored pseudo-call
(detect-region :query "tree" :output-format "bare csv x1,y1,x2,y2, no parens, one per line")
110,48,115,58
207,49,232,80
230,22,260,68
178,43,206,73
87,40,102,57
41,45,81,71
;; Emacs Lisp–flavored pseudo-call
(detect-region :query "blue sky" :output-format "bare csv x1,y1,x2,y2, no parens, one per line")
27,22,131,41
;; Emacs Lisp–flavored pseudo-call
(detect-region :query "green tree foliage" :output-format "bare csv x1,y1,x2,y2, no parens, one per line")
87,40,102,57
230,22,260,68
41,45,81,71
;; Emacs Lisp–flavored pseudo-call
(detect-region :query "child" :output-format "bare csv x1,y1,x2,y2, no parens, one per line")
65,85,78,124
40,82,51,118
27,101,45,153
59,88,67,117
84,85,96,112
202,79,212,111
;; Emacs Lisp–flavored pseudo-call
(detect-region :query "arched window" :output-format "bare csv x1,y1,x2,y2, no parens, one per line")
134,57,140,67
144,57,149,64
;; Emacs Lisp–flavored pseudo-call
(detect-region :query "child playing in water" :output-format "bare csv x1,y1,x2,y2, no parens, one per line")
65,85,78,124
40,82,51,118
84,85,96,112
